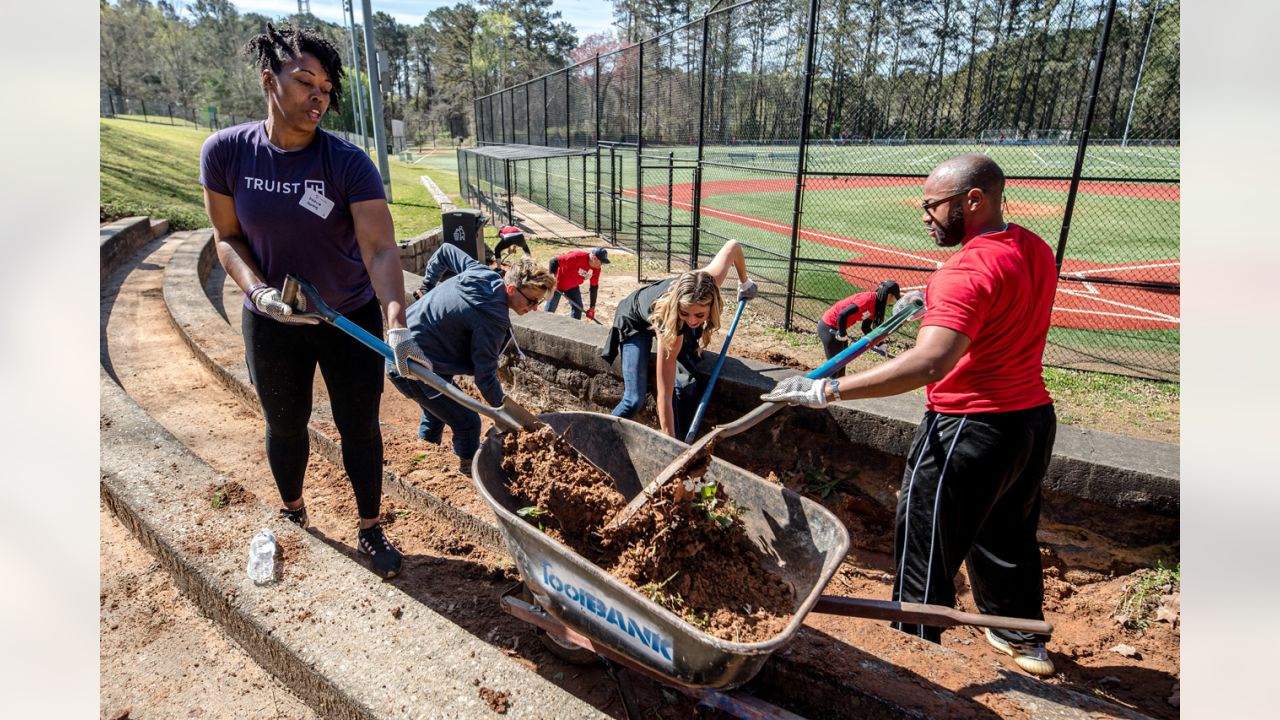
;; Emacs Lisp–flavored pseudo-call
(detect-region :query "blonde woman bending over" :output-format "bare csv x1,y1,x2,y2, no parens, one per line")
600,240,757,438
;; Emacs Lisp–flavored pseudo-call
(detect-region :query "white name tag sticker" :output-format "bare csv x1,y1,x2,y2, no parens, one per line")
299,188,334,219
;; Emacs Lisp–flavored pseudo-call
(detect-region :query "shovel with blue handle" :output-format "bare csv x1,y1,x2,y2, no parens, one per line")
604,290,926,531
683,297,748,443
282,274,543,433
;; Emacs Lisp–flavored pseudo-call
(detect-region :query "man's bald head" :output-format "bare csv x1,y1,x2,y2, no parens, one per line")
921,154,1007,246
929,154,1005,199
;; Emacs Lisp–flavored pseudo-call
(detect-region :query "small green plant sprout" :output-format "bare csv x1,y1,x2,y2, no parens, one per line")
517,505,550,532
641,572,681,609
691,483,736,527
395,508,412,519
409,453,427,466
210,488,228,509
1114,560,1180,630
803,468,843,498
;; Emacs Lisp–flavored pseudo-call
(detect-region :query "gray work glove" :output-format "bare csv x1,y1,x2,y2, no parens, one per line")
736,277,758,302
250,286,319,325
387,327,430,378
761,375,831,408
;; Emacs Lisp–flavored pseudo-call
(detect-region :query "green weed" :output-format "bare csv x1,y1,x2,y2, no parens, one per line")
803,468,845,498
517,505,550,532
1114,560,1180,629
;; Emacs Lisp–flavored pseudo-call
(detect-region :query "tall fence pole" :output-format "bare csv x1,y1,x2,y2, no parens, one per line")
594,53,602,236
691,14,711,268
783,0,822,330
543,76,549,145
636,40,645,279
345,0,369,153
360,0,392,202
1056,0,1118,270
1122,0,1161,147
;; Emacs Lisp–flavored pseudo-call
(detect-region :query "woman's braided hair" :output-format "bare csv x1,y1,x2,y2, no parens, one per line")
863,279,901,335
242,22,344,110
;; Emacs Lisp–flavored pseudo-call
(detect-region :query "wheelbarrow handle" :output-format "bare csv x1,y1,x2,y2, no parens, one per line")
684,298,747,443
812,595,1053,636
282,274,537,434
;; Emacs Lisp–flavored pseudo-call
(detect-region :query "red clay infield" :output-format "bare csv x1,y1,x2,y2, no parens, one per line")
629,177,1179,331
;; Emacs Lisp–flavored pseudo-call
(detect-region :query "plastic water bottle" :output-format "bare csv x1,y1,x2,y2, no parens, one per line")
246,528,277,585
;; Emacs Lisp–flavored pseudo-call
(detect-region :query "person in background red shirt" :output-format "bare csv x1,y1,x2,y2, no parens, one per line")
762,154,1059,677
817,279,900,376
544,246,609,320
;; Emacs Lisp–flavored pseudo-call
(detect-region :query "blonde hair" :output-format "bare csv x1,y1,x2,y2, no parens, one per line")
504,257,556,295
648,271,723,358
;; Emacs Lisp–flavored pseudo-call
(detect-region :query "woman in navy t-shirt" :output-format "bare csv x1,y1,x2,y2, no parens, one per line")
199,22,417,579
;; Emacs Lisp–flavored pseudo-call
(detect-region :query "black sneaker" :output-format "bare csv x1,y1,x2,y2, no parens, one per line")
279,505,309,529
357,524,402,579
457,457,472,478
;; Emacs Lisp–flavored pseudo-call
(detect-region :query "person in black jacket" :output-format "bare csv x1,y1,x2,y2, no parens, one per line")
387,244,556,476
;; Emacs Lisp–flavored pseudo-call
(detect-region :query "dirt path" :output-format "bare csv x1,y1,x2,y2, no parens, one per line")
100,505,317,720
102,236,700,718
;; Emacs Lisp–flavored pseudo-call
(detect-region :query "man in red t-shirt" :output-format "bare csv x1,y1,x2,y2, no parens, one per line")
544,246,609,320
763,154,1059,677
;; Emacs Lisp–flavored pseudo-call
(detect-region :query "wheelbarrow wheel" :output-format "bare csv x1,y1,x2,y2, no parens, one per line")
535,627,597,665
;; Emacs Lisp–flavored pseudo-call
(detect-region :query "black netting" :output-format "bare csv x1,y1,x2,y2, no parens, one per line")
466,0,1180,379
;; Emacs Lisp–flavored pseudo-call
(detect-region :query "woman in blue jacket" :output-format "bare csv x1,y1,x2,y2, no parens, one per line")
385,244,556,475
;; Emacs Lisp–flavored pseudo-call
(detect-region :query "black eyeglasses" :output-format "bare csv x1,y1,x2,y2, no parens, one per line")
921,189,971,213
516,287,543,306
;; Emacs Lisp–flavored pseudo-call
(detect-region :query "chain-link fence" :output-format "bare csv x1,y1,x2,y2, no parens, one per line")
465,0,1180,379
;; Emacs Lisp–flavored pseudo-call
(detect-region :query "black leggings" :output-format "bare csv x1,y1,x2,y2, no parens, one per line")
242,298,385,520
815,320,849,377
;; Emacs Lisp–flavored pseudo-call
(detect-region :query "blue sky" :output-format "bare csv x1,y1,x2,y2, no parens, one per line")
220,0,615,44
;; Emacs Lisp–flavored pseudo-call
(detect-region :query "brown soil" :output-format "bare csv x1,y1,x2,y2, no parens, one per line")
100,505,317,720
501,427,792,642
102,235,703,719
102,232,1179,719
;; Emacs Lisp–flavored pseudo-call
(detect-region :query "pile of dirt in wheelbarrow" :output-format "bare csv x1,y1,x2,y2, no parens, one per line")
501,426,794,643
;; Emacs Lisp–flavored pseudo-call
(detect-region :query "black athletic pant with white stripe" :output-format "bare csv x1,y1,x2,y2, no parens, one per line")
891,403,1056,645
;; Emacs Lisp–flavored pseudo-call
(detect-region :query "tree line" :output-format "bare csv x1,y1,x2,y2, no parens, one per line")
100,0,579,144
483,0,1178,149
102,0,1178,148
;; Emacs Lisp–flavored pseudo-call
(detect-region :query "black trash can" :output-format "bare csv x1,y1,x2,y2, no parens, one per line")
441,209,487,262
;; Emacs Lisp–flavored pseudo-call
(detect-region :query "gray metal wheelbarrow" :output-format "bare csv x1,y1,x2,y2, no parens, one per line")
473,411,1052,690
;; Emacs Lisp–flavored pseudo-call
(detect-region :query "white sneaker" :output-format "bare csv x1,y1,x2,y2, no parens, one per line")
985,628,1055,676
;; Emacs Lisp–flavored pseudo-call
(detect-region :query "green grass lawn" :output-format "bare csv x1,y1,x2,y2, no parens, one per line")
100,117,454,236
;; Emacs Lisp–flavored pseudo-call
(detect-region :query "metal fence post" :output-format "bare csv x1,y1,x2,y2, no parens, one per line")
783,0,823,330
636,40,646,278
1056,0,1118,270
504,157,514,222
666,152,674,273
691,14,711,268
543,76,549,145
141,98,149,123
595,53,602,236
